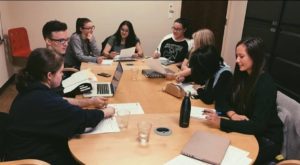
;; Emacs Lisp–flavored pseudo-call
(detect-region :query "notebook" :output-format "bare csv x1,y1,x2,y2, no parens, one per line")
181,130,230,165
83,62,123,97
113,47,136,62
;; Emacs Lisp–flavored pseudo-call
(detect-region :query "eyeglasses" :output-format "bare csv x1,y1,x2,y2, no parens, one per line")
121,28,129,33
171,26,184,32
49,38,70,45
82,25,95,30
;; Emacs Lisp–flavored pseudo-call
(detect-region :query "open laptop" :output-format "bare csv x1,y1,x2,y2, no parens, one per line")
113,47,136,62
83,62,123,97
142,58,175,78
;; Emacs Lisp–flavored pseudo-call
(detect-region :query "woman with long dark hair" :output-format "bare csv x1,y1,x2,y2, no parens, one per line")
5,48,114,164
204,38,283,164
102,20,143,58
65,18,104,69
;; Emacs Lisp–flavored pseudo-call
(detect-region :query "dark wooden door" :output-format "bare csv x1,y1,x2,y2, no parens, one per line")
243,0,300,102
181,1,228,51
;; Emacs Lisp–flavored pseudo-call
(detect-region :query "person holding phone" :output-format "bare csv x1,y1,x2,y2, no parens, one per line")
65,18,104,69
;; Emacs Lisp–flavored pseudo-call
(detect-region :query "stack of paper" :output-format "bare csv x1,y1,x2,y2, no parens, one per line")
84,117,120,135
108,102,144,114
83,103,145,135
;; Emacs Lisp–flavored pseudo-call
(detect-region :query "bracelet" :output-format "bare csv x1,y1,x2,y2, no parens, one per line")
229,112,236,118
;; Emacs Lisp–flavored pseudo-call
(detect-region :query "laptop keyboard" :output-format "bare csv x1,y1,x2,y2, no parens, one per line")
97,84,109,94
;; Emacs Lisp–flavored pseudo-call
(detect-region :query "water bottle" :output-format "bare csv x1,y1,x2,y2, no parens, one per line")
179,92,191,128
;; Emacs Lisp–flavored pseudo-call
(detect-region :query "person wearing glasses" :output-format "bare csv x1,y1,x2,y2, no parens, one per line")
42,20,109,109
153,17,192,65
65,17,104,69
204,38,283,164
5,48,115,164
102,20,143,58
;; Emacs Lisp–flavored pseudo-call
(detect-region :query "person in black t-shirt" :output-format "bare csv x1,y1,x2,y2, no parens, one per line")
153,18,192,64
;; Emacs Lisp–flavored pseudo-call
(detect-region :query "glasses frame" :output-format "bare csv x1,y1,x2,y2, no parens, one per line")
171,26,184,32
49,38,70,45
82,25,95,30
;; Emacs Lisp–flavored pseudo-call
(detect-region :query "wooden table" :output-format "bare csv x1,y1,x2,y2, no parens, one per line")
80,60,214,113
69,113,258,165
70,60,258,164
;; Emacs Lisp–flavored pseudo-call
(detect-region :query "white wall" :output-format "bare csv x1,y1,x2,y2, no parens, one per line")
221,1,248,71
0,1,248,87
0,1,14,87
0,1,181,87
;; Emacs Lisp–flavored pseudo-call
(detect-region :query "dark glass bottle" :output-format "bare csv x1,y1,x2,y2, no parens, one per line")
179,92,191,128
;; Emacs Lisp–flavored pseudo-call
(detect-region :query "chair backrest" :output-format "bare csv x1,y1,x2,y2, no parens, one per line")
8,27,31,58
0,159,50,165
277,91,300,160
0,112,9,161
100,35,111,54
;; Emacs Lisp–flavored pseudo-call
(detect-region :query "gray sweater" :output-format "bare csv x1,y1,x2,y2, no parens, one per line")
65,33,101,69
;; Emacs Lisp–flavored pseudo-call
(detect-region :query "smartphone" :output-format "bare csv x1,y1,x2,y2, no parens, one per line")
97,72,111,77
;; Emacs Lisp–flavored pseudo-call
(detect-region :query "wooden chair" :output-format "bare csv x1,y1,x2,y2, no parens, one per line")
277,160,300,165
8,27,31,58
0,159,50,165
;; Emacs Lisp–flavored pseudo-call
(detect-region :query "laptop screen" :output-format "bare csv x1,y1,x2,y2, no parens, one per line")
111,62,123,92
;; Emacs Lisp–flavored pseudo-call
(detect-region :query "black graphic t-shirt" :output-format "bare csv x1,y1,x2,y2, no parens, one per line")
157,34,192,63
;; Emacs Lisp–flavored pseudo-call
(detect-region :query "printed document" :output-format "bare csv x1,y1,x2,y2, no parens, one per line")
83,117,120,135
108,102,144,114
120,47,136,57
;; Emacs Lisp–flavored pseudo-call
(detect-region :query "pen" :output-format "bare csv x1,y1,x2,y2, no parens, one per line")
203,110,223,116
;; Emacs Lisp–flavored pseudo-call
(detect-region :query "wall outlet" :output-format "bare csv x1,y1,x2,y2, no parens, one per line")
168,3,174,19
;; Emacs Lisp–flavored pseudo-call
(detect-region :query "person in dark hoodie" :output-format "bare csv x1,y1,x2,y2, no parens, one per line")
5,48,114,164
189,45,232,113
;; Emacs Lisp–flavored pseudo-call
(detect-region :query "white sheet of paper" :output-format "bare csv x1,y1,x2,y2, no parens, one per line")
108,102,144,114
178,83,197,96
190,106,216,120
120,47,136,57
101,59,113,65
145,58,167,74
221,145,250,165
83,117,120,135
190,106,206,119
165,145,252,165
165,155,209,165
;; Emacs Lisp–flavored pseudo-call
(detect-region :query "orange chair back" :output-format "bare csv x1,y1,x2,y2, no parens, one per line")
8,27,31,58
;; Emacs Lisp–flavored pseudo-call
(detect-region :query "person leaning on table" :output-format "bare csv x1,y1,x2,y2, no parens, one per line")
65,17,104,69
204,37,283,165
42,20,109,109
166,28,217,82
5,48,115,165
188,45,232,114
102,20,143,58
